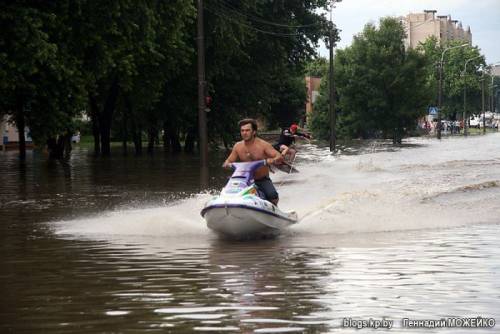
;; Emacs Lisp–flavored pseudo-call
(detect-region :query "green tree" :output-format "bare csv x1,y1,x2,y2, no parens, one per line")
70,0,194,156
305,57,328,77
267,71,307,129
1,0,335,159
203,0,333,143
0,2,85,158
419,39,485,120
311,17,433,143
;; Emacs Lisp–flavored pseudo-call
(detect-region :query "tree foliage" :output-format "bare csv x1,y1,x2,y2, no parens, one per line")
311,17,433,143
418,38,485,119
204,0,333,141
1,0,335,158
305,57,328,77
0,2,85,157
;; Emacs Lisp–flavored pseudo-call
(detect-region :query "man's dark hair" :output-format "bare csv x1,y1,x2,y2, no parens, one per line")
238,118,258,131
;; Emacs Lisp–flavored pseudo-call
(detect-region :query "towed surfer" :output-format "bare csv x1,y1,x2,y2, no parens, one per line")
222,118,283,205
273,123,312,161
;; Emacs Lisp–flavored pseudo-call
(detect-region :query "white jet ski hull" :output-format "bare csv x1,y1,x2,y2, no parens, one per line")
202,199,297,239
201,160,298,239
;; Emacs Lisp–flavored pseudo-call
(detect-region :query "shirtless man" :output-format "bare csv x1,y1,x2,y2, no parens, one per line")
223,118,283,205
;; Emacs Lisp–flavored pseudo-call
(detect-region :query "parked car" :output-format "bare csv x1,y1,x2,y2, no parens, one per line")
469,116,480,128
71,133,80,143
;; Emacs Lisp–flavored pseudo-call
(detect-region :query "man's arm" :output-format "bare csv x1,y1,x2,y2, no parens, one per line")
296,131,312,139
222,143,239,168
264,142,283,165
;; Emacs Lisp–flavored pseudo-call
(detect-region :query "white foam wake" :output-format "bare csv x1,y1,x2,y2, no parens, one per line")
52,133,500,240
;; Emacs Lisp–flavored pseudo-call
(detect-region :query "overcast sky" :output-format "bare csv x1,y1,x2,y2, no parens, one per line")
317,0,500,64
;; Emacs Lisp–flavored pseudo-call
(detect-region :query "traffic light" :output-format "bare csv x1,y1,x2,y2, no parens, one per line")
204,96,212,112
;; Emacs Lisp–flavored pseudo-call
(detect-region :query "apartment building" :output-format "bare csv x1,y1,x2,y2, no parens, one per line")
492,65,500,77
401,10,472,49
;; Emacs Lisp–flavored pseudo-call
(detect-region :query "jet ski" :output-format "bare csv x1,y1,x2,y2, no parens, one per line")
201,160,298,239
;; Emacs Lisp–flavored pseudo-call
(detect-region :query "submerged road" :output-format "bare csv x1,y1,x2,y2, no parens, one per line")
1,134,499,332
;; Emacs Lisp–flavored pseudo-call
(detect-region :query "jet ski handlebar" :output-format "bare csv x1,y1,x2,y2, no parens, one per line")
223,160,267,171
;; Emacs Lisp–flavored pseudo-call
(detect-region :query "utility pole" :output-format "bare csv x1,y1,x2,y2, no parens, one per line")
437,62,443,139
491,74,498,115
329,0,340,152
463,76,467,136
329,23,336,152
481,75,485,134
493,84,498,115
462,55,481,137
487,62,500,132
197,0,208,167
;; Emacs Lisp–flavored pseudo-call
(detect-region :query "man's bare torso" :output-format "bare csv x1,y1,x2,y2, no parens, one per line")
233,138,272,179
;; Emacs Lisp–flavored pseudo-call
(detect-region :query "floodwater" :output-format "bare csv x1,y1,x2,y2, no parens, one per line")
1,134,499,333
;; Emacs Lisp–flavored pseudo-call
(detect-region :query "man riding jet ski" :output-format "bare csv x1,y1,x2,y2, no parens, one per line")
223,118,283,205
201,118,298,238
201,160,298,238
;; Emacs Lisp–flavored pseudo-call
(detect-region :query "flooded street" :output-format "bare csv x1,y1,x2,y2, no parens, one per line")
1,134,499,333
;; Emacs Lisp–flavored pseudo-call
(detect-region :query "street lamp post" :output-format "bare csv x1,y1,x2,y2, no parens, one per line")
437,43,468,139
329,0,341,152
461,55,481,136
481,70,486,134
492,84,499,114
487,62,500,132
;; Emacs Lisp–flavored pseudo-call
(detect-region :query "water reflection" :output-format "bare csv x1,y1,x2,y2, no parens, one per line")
79,238,336,332
7,225,498,333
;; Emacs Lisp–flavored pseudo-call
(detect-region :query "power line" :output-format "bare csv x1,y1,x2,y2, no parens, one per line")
204,5,309,37
215,0,326,29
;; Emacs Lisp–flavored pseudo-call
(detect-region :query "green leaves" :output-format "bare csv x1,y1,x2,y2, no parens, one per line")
2,0,333,156
0,2,85,144
204,0,332,133
419,39,485,118
311,17,432,142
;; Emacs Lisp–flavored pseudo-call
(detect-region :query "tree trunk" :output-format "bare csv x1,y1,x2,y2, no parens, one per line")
99,77,120,156
163,122,181,153
131,120,142,155
122,96,132,156
147,127,156,154
15,97,26,160
393,128,402,145
222,134,230,152
184,129,196,153
122,137,128,156
133,130,142,155
47,137,61,159
62,132,72,157
162,123,169,151
56,135,65,157
89,95,101,156
172,131,181,153
47,133,71,159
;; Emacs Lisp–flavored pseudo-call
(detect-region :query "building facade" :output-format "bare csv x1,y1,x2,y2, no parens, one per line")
305,76,322,124
401,10,472,49
1,115,32,150
492,65,500,77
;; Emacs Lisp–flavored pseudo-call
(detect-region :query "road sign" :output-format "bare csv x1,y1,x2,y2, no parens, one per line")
428,106,438,115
